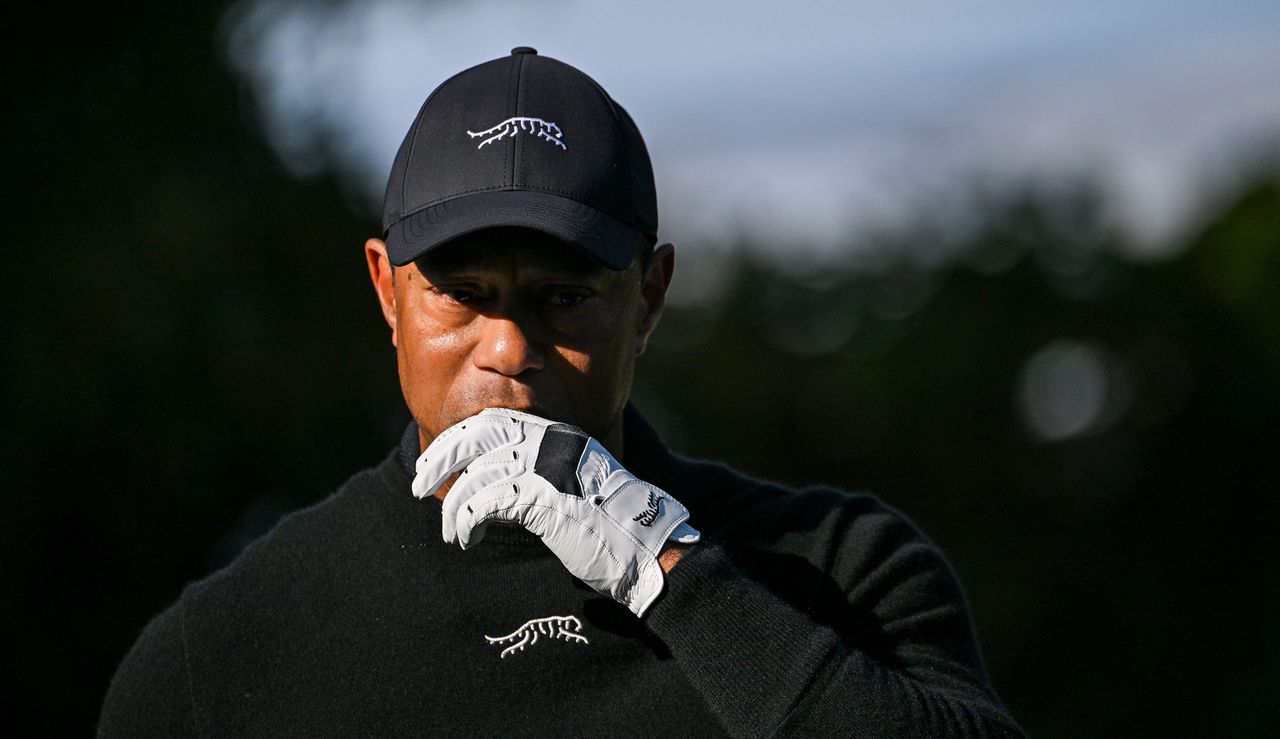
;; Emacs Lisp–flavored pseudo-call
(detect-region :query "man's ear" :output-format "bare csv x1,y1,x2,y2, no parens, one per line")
635,242,675,355
364,238,398,348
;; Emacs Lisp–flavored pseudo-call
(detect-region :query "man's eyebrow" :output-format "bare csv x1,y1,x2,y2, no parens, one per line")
522,245,622,280
531,260,613,280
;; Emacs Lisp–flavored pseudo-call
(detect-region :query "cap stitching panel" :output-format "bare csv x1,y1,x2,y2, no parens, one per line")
593,86,637,223
506,54,522,189
398,104,429,222
396,61,480,221
513,52,531,189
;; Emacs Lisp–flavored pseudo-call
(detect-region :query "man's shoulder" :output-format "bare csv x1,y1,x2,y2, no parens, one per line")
145,445,404,618
626,409,941,575
668,452,909,540
667,451,958,589
136,447,406,648
192,451,403,600
100,443,419,732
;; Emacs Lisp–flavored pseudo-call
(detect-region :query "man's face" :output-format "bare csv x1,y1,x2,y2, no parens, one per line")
365,228,672,455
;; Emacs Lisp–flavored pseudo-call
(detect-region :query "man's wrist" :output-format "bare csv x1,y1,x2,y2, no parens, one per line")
658,541,694,573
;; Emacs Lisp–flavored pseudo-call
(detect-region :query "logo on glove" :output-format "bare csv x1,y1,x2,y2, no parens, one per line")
632,489,665,527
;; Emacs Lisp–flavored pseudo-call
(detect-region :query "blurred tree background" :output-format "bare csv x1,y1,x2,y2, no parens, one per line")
3,2,1277,736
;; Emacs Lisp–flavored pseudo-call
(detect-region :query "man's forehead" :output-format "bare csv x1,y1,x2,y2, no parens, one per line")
414,227,614,278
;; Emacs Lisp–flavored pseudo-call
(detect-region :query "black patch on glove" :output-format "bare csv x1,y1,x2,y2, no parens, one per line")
535,424,590,497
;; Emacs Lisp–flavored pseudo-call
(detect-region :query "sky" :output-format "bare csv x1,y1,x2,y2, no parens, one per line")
222,0,1280,262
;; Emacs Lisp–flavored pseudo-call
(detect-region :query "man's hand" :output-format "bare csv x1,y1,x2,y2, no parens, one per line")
412,408,700,617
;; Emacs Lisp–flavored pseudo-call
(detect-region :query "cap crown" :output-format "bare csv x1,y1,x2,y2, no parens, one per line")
382,50,657,242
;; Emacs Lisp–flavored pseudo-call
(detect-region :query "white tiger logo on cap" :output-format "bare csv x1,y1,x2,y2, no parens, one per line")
467,117,567,150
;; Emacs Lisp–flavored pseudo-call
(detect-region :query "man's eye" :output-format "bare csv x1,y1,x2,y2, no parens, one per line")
549,291,588,307
434,287,480,304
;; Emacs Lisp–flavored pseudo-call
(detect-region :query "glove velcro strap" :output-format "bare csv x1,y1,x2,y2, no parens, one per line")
598,478,690,555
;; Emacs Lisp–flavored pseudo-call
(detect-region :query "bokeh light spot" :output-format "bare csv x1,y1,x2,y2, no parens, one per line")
1018,339,1112,440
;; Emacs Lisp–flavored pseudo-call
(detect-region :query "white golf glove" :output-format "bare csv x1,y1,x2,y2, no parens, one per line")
412,408,700,617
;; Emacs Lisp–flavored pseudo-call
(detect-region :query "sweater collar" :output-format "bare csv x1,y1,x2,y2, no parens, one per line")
395,420,422,479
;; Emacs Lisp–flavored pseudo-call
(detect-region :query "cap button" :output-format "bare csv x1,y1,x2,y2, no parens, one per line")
511,46,537,55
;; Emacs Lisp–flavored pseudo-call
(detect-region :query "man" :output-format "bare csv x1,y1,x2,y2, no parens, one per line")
100,47,1022,736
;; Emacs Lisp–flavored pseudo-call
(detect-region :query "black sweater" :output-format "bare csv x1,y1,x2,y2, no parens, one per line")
99,408,1023,737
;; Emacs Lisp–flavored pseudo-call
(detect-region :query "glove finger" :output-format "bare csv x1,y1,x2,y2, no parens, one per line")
455,481,528,550
439,448,523,544
413,414,524,500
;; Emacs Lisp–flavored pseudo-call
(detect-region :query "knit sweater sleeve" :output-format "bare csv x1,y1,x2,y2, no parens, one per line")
97,599,198,737
644,486,1023,738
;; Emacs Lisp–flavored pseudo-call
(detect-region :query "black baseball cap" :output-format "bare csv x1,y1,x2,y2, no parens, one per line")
381,47,657,270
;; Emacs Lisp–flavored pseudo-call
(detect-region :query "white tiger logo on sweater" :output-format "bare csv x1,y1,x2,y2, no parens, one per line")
484,615,589,659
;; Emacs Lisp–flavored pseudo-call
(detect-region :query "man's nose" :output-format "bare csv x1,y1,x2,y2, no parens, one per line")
471,313,546,376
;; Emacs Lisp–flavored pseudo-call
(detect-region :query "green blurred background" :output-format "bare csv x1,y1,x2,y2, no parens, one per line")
4,2,1278,736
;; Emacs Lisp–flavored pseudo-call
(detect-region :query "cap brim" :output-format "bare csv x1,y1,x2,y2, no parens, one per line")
385,191,651,270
